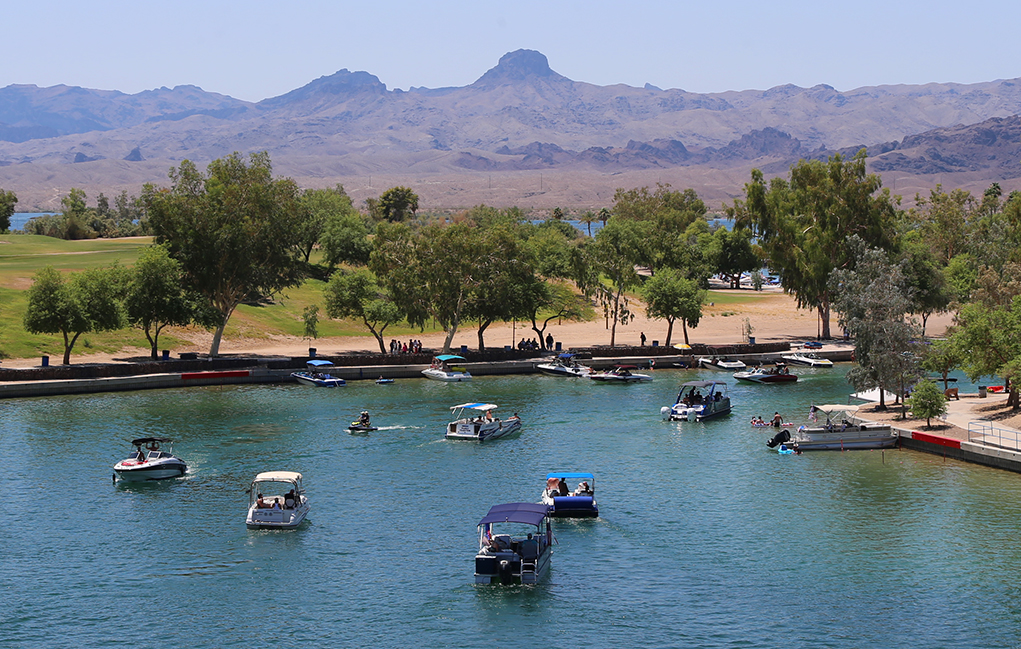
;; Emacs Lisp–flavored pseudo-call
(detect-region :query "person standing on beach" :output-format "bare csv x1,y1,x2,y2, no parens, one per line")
640,332,647,346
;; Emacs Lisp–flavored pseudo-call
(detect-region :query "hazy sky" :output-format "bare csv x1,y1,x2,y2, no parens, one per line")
5,0,1017,102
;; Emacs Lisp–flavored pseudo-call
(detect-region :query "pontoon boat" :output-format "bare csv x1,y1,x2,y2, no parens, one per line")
445,403,521,441
540,472,598,518
474,503,553,585
766,404,897,450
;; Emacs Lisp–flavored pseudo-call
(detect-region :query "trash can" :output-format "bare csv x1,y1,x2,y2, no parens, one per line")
504,345,512,350
748,336,756,345
460,345,468,354
41,355,49,367
555,342,562,351
652,340,659,347
308,347,317,358
162,349,170,361
978,386,987,398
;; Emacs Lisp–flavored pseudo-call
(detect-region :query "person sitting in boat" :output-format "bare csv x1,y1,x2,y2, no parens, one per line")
485,410,494,422
573,481,592,496
557,479,570,496
486,533,501,553
272,500,281,510
256,494,268,509
284,489,296,509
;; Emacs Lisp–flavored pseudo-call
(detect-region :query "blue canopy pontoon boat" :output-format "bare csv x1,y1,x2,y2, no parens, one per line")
475,503,553,584
540,471,598,518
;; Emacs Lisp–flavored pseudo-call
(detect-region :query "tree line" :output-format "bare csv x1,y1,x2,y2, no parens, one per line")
5,149,1019,415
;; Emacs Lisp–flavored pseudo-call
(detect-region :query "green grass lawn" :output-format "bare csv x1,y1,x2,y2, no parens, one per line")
0,235,450,360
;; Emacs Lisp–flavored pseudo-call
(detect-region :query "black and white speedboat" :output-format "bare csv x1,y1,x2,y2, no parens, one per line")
536,353,593,378
113,437,187,482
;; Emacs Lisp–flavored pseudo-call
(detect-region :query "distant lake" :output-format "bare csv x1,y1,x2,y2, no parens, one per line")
8,212,57,231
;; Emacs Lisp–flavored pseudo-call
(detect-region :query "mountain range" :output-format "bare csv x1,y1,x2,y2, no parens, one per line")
1,49,1019,210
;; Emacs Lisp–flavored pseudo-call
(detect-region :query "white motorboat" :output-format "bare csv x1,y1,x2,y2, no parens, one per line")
781,352,834,368
662,380,732,421
766,404,897,451
588,365,652,383
536,353,593,378
292,359,346,387
474,503,553,585
246,471,310,529
422,354,472,382
733,363,798,384
540,472,598,518
113,437,187,482
697,356,747,371
445,403,521,441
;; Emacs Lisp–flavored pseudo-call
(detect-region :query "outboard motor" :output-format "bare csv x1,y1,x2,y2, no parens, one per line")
498,559,518,585
766,429,791,448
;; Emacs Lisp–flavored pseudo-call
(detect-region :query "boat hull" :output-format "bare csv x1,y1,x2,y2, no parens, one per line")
114,460,187,482
781,354,834,368
791,424,898,450
541,493,598,518
589,374,652,383
446,418,522,441
292,372,345,387
536,364,591,378
665,401,732,421
246,499,310,529
733,371,798,384
422,368,472,382
474,548,552,585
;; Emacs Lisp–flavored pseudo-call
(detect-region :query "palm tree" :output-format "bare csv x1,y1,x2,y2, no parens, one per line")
579,211,597,237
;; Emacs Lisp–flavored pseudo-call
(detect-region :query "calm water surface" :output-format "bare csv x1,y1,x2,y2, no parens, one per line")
3,368,1020,648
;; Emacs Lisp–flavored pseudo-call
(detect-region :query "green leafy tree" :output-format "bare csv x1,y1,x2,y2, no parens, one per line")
372,222,504,353
584,218,649,347
831,237,920,409
900,235,951,335
922,338,964,391
124,245,194,360
710,226,759,289
731,150,898,338
298,185,353,263
462,227,533,351
142,151,306,357
24,266,125,364
642,268,707,346
320,209,371,268
302,304,320,343
951,289,1021,410
551,207,564,221
908,379,948,428
377,186,419,222
324,269,402,354
0,188,17,232
910,185,974,265
611,184,707,270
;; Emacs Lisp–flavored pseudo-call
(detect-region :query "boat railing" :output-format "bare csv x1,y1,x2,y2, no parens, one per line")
968,420,1021,452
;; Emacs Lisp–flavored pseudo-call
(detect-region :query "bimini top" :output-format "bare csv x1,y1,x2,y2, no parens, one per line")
557,353,576,359
451,402,498,411
306,359,335,367
813,404,860,413
130,437,172,446
680,380,725,388
253,471,303,483
435,354,466,362
545,471,594,480
478,502,549,527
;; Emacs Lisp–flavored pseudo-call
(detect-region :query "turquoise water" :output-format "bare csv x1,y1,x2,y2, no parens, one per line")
3,368,1021,648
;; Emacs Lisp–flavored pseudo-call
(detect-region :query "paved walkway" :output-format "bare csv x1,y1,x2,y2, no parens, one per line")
943,395,1021,450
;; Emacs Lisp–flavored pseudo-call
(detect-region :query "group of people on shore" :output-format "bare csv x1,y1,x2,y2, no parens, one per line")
518,334,555,350
388,339,422,354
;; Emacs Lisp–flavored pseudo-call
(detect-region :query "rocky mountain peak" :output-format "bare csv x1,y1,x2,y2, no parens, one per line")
471,49,568,87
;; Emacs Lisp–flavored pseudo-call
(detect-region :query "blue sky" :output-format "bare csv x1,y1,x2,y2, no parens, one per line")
5,0,1018,102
